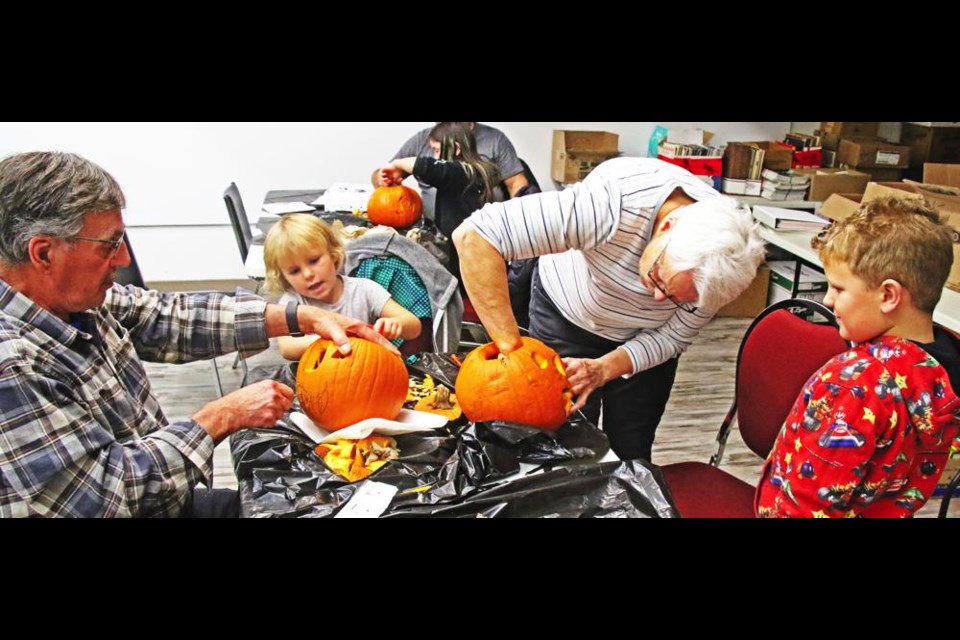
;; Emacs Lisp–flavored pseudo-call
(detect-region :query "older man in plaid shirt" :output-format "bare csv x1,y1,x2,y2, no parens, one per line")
0,151,393,517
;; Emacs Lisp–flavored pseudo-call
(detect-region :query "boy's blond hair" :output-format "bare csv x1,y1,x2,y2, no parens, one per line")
263,214,345,294
812,195,954,313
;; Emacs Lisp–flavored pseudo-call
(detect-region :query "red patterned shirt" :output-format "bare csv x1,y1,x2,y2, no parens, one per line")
756,335,960,518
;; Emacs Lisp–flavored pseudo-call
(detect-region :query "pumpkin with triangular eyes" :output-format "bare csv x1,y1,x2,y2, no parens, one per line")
296,337,407,431
454,337,573,431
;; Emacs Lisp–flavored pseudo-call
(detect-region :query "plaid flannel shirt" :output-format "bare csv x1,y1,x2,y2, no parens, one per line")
0,281,268,517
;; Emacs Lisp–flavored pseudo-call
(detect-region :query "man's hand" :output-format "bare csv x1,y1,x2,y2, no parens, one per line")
268,303,399,355
192,380,294,444
298,306,399,355
562,357,610,413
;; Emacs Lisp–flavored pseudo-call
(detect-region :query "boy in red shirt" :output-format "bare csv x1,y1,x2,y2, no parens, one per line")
756,196,960,517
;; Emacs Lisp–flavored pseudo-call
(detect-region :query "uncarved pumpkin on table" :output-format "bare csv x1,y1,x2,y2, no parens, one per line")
295,337,408,431
454,337,573,431
367,185,423,228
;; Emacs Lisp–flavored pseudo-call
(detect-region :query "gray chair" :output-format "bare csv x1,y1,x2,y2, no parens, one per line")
224,182,253,264
114,232,146,289
223,182,258,382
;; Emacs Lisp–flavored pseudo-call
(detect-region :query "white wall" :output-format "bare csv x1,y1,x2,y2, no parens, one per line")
0,122,789,282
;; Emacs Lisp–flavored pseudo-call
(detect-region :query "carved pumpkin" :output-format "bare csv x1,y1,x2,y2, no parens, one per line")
367,185,423,228
454,337,573,431
295,337,408,431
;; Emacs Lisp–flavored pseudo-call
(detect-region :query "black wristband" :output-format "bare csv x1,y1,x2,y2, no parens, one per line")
285,301,304,337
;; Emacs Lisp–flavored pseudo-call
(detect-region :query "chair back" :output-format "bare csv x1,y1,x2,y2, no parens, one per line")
223,182,252,263
734,299,850,458
350,254,434,357
114,231,147,289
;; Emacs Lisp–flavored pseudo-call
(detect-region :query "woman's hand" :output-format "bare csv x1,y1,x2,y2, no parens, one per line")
562,357,610,412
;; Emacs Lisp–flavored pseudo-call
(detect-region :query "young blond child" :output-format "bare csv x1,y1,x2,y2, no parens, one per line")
263,214,421,360
756,195,960,517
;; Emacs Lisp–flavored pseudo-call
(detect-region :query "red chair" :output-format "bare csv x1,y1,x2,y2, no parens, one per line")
661,299,851,518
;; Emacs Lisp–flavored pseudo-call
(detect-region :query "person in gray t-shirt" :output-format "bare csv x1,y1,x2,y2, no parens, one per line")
371,122,529,221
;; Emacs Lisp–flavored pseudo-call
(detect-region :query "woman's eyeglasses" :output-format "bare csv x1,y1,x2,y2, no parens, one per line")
647,242,698,313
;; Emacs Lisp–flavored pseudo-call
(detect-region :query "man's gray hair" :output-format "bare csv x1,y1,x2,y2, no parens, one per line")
0,151,125,265
666,197,766,311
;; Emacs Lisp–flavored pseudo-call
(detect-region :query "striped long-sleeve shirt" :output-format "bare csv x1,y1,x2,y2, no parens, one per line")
0,281,269,517
465,157,725,376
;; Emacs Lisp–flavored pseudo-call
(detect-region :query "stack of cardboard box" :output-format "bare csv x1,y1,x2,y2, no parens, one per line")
817,121,912,183
551,130,621,184
821,163,960,292
900,123,960,182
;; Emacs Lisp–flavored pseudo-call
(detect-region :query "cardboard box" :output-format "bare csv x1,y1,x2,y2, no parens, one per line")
820,193,864,222
837,138,911,169
766,260,827,307
795,167,871,202
666,128,715,146
716,265,770,318
856,167,904,183
818,123,880,151
819,122,880,138
551,130,620,183
862,181,960,291
924,163,960,188
863,181,960,216
742,140,794,171
900,123,960,181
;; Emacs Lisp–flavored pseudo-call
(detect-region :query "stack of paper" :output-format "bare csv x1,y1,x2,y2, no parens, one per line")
313,183,374,212
753,205,830,232
262,201,316,215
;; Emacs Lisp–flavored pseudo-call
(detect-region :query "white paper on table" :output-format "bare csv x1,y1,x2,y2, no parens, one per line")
334,481,399,518
312,183,374,211
262,201,316,215
289,409,448,444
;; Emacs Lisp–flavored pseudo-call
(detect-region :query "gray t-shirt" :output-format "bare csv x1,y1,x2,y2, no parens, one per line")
393,123,524,220
278,275,391,326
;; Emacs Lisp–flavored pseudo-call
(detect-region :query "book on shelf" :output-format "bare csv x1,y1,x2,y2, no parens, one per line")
783,132,822,152
753,205,830,231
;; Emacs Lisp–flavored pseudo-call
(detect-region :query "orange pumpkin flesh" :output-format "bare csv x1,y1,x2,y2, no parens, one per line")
295,337,408,431
315,435,399,482
454,337,573,431
367,185,423,228
414,385,462,421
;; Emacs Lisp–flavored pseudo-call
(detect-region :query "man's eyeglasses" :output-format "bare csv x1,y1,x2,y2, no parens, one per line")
647,242,698,313
72,228,126,255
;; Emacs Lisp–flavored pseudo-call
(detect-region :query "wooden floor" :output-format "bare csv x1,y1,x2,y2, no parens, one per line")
144,317,958,517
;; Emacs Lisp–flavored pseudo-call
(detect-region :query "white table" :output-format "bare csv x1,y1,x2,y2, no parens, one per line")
758,226,960,334
737,196,821,211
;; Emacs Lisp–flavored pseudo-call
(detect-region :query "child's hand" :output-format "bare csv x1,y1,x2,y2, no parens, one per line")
378,164,405,187
374,317,402,340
